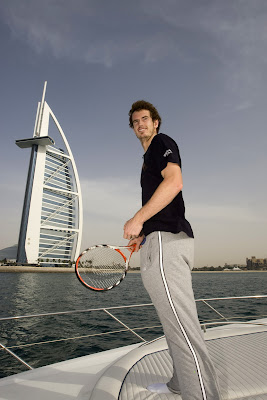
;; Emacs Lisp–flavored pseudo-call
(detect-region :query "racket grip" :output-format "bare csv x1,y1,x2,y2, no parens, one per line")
130,237,146,251
141,237,146,245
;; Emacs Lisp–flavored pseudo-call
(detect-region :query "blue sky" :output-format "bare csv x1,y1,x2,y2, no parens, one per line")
0,0,266,267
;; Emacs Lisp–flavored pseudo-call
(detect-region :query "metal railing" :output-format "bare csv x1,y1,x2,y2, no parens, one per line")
0,295,266,373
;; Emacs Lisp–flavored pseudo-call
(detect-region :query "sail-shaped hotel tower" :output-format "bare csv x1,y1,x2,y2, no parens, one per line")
16,82,83,266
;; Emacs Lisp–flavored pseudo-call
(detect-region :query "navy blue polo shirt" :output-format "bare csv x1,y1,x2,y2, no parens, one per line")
141,133,194,238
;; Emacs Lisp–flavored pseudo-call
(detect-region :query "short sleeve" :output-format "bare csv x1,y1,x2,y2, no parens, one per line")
151,134,181,173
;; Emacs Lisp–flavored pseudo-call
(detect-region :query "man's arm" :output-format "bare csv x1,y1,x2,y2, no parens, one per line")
123,162,183,241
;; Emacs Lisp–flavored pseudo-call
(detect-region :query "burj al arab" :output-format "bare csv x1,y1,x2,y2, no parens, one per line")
16,82,83,266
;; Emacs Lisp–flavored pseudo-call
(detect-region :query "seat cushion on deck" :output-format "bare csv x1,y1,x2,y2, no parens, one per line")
90,327,267,400
208,331,267,400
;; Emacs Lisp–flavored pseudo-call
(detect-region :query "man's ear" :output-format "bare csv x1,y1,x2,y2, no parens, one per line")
154,119,159,129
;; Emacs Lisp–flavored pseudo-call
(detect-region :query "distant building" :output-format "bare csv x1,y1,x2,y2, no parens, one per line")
246,256,267,270
16,82,83,266
224,263,245,270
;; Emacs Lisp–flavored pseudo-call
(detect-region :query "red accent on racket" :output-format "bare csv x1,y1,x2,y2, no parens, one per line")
75,244,136,291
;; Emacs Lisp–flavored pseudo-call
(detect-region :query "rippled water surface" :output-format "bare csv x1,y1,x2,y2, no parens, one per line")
0,271,266,378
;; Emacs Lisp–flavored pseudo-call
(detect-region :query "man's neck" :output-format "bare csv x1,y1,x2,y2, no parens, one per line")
141,132,157,152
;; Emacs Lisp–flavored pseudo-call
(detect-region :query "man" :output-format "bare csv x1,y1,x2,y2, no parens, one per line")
123,100,221,399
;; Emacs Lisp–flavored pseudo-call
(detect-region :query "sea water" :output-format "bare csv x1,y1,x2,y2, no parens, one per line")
0,271,266,378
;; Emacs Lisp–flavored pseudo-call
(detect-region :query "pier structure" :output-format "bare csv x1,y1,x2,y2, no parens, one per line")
16,82,83,266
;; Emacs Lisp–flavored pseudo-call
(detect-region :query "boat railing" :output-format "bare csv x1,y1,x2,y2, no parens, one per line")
0,295,266,373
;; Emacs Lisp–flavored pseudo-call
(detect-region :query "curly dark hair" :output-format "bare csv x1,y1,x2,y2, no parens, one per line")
128,100,161,133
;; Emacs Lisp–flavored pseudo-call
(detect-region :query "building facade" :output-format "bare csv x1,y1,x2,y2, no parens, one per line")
246,256,267,270
16,82,83,266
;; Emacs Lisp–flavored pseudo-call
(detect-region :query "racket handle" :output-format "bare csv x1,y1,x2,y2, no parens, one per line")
130,237,146,250
141,237,146,245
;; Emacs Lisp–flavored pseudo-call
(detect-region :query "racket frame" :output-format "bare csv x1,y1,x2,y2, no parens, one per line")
75,244,135,291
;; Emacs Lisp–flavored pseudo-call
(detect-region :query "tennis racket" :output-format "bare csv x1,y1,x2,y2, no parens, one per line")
75,241,144,291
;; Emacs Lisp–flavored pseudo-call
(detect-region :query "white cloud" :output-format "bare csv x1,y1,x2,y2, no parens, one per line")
187,200,267,266
188,203,267,224
0,181,25,248
81,177,141,219
80,177,141,246
142,0,267,106
2,0,267,97
79,177,267,266
1,0,165,67
0,1,103,62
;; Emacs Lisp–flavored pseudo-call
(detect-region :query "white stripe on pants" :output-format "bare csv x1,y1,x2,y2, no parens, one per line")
140,231,221,400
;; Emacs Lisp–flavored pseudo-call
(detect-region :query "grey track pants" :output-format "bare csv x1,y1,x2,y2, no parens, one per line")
140,231,221,400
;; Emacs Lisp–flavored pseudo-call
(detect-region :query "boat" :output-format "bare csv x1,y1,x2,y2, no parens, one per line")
0,295,266,399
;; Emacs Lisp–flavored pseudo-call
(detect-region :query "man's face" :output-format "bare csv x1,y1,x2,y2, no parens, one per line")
131,109,158,141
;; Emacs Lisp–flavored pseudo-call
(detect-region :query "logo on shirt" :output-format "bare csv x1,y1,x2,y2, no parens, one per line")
163,149,172,157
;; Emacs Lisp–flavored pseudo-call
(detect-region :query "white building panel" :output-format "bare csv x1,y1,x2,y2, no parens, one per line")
25,146,46,263
17,82,83,266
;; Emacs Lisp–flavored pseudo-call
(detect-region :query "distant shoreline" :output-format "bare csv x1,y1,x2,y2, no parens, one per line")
0,266,266,273
0,265,75,273
0,265,141,273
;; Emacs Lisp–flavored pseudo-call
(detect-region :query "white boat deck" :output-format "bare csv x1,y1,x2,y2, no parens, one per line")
0,319,266,400
0,343,140,400
91,319,267,400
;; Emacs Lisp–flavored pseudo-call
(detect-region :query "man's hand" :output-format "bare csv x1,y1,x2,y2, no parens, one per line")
127,234,145,252
123,215,143,241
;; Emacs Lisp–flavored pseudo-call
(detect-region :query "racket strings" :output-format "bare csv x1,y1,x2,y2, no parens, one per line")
77,247,127,289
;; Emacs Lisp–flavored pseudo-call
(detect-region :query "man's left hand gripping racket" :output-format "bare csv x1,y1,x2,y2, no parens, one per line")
75,243,140,291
